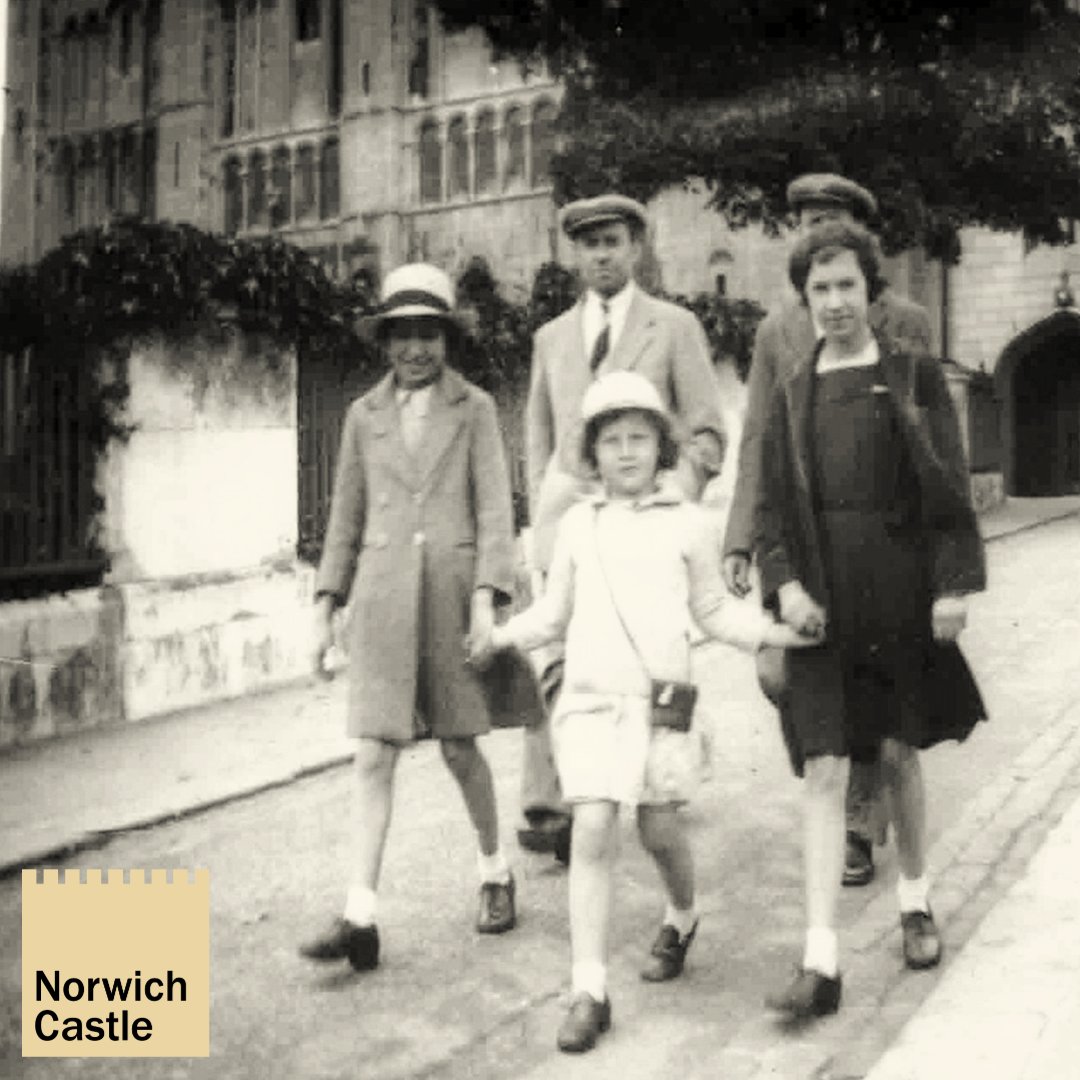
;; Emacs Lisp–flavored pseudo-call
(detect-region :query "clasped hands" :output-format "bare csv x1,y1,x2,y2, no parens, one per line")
465,588,501,670
777,580,968,644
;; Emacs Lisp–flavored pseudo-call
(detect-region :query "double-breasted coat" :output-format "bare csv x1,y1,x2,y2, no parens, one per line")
315,367,516,742
723,288,932,560
755,341,987,771
526,287,727,572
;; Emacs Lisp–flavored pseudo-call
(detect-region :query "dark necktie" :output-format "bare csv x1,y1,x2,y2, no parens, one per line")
589,301,611,372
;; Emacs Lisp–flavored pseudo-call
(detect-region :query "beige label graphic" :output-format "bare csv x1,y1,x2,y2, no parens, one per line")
22,869,210,1057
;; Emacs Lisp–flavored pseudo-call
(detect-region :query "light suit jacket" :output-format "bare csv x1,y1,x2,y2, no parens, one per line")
526,288,726,571
723,288,932,559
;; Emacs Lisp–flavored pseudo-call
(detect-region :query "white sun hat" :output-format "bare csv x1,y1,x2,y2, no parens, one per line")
581,371,670,425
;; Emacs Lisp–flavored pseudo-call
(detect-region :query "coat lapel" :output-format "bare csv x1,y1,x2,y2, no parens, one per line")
779,303,818,377
784,338,821,496
604,288,654,372
415,368,468,490
365,373,419,488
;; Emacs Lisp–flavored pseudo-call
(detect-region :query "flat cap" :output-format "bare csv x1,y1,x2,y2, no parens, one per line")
786,173,877,221
560,193,649,238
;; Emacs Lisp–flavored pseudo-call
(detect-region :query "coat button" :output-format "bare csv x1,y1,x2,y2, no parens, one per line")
413,493,423,505
413,531,425,546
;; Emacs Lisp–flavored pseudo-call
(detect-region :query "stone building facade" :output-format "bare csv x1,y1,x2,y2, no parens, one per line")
3,1,1079,496
1,0,561,286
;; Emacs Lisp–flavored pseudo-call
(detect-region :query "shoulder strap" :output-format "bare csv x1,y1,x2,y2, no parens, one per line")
591,507,654,680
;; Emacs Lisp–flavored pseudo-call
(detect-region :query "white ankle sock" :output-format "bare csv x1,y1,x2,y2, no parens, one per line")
571,960,607,1003
663,902,698,939
802,927,839,978
477,848,511,885
897,874,930,914
343,885,377,927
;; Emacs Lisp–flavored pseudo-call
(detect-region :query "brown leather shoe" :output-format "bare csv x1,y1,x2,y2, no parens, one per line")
557,992,612,1053
765,967,842,1019
842,832,875,887
476,873,516,934
901,909,942,969
298,918,379,972
640,921,698,982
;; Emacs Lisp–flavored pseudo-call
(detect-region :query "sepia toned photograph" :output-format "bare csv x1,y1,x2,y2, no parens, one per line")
2,2,1080,1077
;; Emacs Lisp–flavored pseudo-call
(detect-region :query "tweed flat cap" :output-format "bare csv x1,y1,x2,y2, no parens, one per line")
786,173,877,220
560,193,649,238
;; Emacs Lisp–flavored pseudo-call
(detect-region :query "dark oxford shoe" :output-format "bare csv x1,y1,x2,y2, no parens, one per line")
298,918,379,972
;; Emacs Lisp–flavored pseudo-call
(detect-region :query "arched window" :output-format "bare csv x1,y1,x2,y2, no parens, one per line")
37,11,52,127
418,119,441,204
141,127,158,219
503,106,525,190
270,145,292,228
102,132,117,212
119,5,134,75
223,155,243,235
447,115,469,199
58,143,76,221
79,138,97,227
120,127,139,213
531,99,557,188
295,143,316,219
474,109,496,195
319,138,340,219
220,0,237,138
296,0,321,41
247,148,267,228
62,19,80,128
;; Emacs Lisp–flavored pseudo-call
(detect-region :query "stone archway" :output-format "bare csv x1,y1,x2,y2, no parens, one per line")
995,309,1080,496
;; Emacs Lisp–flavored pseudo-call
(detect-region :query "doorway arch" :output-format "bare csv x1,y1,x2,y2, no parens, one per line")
995,309,1080,496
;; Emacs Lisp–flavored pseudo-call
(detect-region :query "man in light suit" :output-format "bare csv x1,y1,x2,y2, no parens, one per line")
519,193,727,859
721,173,933,887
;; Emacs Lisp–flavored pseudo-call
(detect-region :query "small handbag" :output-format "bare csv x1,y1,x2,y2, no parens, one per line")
592,512,698,732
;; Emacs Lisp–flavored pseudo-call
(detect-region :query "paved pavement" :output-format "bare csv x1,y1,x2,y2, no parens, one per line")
1,493,1079,1079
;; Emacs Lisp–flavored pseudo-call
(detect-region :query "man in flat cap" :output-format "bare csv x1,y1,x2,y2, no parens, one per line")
518,192,727,861
721,172,933,888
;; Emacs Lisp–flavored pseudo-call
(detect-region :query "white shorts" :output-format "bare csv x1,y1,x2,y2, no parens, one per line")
551,692,702,807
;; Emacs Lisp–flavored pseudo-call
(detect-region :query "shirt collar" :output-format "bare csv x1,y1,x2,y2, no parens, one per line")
394,369,443,404
588,476,684,510
585,279,636,320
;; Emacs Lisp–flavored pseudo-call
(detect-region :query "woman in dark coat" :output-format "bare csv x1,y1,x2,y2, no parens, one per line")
755,221,987,1019
298,263,520,974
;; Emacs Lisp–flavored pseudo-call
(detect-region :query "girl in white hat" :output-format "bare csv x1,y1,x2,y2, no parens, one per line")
474,371,817,1052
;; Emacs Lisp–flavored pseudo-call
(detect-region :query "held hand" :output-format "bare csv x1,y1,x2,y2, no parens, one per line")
765,622,825,650
311,610,336,682
722,553,752,598
778,580,827,639
932,595,967,642
465,590,497,670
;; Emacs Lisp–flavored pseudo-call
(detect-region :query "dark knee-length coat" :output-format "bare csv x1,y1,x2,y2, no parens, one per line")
315,367,517,742
755,343,988,763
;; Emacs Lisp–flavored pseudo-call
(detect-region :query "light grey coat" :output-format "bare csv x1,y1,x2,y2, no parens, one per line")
316,367,516,741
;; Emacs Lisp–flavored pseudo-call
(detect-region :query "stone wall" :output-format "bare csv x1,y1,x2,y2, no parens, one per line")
0,328,314,750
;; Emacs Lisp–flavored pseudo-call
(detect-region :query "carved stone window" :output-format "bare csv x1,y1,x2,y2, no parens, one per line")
418,120,441,204
447,116,469,199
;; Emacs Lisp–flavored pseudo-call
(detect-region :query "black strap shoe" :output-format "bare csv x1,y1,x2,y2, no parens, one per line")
902,909,942,969
842,832,875,887
477,873,517,934
557,992,612,1053
640,920,698,982
765,967,842,1019
298,918,379,972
